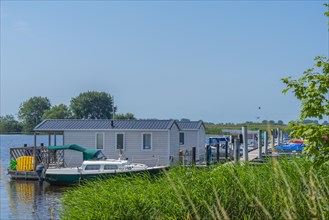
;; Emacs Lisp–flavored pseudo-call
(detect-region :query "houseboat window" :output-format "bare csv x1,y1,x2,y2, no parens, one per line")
96,133,104,149
85,165,101,170
104,165,118,170
179,132,185,145
143,133,152,150
116,133,124,150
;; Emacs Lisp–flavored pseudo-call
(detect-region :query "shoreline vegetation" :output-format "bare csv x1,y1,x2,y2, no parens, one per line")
61,157,329,220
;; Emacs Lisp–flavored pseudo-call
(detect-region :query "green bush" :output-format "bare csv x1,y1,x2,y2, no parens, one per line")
61,158,329,219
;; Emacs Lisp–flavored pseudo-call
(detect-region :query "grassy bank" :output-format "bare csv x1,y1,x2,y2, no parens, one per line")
61,158,329,219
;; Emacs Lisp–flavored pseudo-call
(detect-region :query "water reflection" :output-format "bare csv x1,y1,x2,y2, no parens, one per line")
0,135,66,220
2,179,68,220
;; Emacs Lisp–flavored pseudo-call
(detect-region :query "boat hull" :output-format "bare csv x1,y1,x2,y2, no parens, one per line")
45,167,167,186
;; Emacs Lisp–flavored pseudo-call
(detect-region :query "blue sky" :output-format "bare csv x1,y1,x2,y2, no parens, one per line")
1,1,328,123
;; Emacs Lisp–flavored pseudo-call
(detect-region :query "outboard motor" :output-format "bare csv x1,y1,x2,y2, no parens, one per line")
35,164,45,183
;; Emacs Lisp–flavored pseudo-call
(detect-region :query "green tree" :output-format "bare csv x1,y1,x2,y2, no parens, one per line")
277,120,284,125
70,91,115,119
42,104,73,119
18,97,51,132
282,57,329,165
268,120,275,124
114,113,136,120
180,118,191,122
0,115,23,133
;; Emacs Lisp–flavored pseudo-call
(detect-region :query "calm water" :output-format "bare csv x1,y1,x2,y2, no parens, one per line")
0,135,66,220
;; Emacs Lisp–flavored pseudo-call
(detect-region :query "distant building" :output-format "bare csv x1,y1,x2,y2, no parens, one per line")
222,129,257,139
222,129,258,145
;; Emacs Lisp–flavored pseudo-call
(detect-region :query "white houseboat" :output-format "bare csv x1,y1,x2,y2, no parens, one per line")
33,119,205,167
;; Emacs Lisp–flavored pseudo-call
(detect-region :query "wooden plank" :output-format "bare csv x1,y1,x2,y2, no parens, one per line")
240,148,260,161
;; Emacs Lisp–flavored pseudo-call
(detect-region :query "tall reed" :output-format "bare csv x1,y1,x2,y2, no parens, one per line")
60,158,329,219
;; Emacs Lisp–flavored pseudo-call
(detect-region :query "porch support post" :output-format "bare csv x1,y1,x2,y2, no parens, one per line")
34,132,37,147
33,132,37,170
48,134,51,146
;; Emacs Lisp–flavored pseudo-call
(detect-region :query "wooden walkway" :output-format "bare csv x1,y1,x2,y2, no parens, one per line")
240,147,301,163
241,147,260,161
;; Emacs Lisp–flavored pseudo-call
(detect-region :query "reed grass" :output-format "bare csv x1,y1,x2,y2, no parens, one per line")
60,158,329,220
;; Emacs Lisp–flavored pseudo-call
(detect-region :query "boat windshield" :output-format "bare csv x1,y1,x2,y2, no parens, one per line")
94,151,107,160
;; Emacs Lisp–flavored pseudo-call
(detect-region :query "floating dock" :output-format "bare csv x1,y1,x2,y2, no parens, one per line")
7,170,39,180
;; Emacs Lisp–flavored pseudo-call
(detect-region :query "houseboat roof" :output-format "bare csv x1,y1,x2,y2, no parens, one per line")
34,119,179,131
176,120,205,130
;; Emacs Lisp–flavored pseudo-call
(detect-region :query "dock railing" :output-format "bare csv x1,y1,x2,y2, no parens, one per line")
9,146,65,170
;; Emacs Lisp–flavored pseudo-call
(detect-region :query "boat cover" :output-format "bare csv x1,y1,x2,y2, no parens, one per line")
275,143,305,151
48,144,103,160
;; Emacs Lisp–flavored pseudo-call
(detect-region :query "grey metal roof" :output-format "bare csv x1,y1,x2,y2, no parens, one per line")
176,120,204,130
34,119,177,131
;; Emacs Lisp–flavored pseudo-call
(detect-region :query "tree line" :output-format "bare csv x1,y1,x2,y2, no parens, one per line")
0,91,135,133
1,89,327,134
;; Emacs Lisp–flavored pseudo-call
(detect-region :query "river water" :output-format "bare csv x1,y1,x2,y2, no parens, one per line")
0,135,66,220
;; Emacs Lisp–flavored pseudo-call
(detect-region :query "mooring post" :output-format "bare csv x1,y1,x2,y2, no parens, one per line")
264,131,268,155
225,141,229,161
206,145,211,165
242,126,248,161
216,144,220,161
277,128,280,146
192,147,196,165
271,130,275,151
258,130,262,158
234,138,240,164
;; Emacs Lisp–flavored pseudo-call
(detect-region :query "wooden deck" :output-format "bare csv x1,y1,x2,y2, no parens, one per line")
8,146,66,180
7,170,40,180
